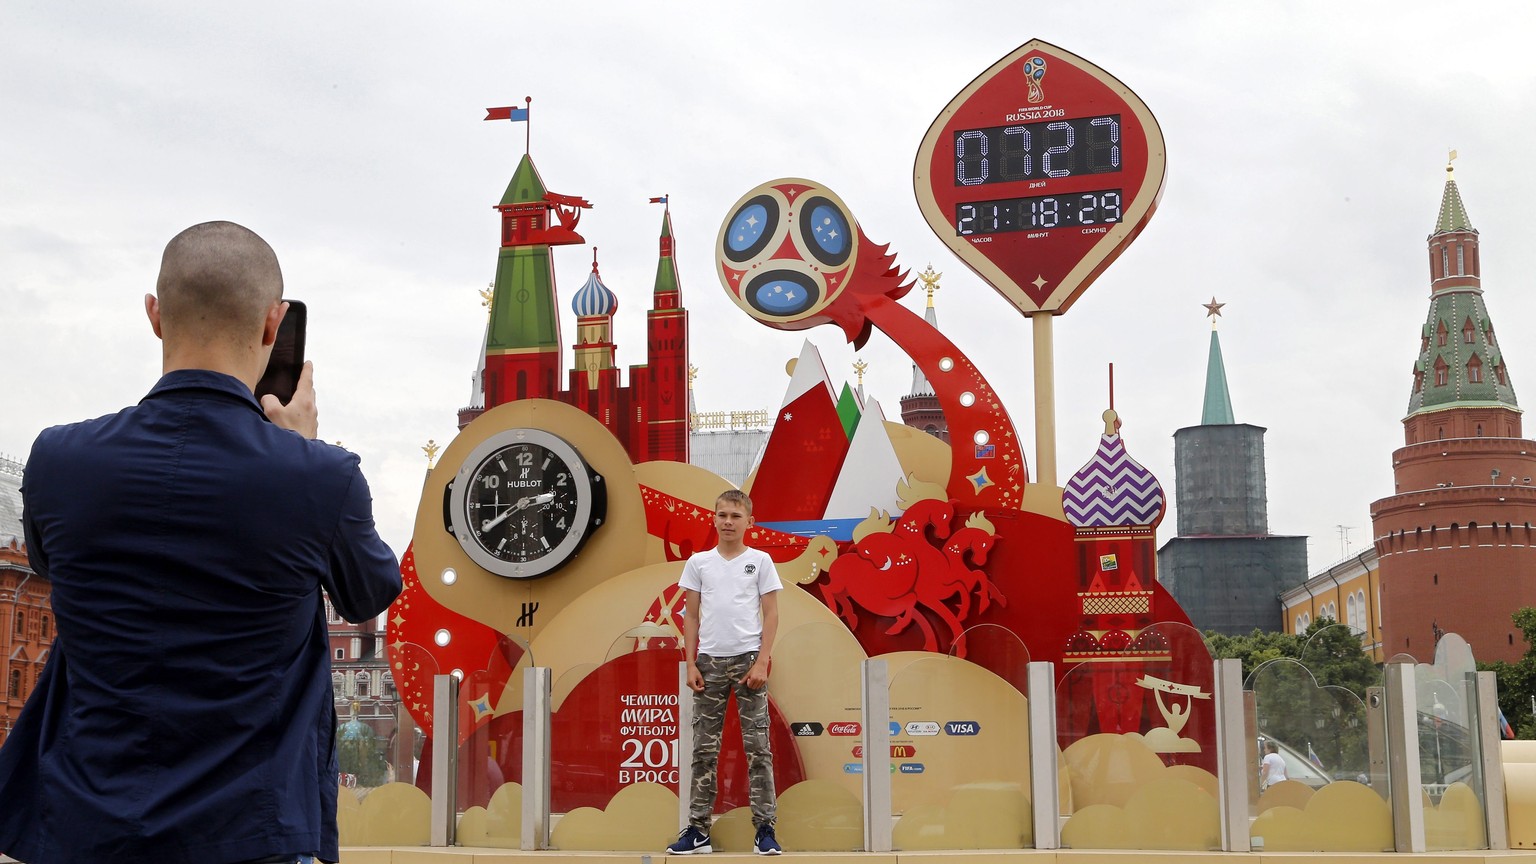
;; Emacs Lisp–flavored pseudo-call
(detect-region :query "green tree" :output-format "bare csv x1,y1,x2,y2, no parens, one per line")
1205,619,1379,700
1206,619,1380,777
1479,607,1536,738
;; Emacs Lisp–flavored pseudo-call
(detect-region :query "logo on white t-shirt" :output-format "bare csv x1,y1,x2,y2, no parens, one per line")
744,563,757,575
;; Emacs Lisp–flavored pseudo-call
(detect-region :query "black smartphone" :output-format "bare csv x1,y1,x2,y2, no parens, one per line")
255,300,307,405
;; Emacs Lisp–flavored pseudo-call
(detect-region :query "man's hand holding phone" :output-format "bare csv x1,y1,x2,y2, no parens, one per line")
262,361,318,439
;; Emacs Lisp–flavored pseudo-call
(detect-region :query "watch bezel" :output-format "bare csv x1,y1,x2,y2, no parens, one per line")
447,428,600,579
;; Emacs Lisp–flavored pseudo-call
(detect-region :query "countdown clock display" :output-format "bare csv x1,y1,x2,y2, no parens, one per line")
914,40,1166,315
445,428,606,579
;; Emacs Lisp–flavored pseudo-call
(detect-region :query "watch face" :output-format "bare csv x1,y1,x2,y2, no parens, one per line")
448,429,604,578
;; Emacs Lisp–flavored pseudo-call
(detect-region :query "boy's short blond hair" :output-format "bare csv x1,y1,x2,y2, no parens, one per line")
715,489,753,515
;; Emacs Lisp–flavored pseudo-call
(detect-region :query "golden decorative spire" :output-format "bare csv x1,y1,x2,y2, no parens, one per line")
917,264,942,308
480,282,494,317
423,439,440,469
852,359,868,388
687,364,698,390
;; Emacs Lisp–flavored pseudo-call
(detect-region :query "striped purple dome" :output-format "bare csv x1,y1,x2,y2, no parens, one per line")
1062,410,1164,528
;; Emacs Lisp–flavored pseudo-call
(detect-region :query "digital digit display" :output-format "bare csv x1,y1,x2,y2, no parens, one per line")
956,189,1122,236
953,115,1121,187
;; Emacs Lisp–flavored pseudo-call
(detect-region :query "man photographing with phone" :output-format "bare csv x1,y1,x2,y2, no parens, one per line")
0,221,402,864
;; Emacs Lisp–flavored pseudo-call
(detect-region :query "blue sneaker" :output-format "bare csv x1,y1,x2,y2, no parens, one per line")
754,823,782,855
668,825,712,854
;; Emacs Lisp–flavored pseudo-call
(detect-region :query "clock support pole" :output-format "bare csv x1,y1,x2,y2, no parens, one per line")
1032,313,1057,487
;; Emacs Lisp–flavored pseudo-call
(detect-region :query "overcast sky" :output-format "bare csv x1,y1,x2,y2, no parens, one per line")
4,2,1534,572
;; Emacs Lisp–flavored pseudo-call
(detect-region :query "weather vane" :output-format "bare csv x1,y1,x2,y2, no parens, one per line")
852,359,868,388
423,439,440,470
918,264,942,308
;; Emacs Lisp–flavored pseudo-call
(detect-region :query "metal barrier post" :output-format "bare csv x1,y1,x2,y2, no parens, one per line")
1213,658,1249,851
1385,661,1426,852
430,673,459,847
521,666,551,850
861,659,892,852
1026,661,1059,849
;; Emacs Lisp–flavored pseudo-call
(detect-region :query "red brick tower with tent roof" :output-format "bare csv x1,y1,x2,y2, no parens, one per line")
1372,159,1536,663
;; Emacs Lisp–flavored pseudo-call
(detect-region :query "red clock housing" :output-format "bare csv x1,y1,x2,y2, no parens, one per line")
914,40,1166,315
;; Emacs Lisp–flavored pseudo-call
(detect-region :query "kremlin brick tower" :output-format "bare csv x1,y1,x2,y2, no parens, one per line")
899,265,950,443
1371,161,1536,663
1157,302,1307,635
458,151,689,464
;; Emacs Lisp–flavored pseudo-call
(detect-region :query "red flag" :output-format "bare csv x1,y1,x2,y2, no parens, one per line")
485,106,529,122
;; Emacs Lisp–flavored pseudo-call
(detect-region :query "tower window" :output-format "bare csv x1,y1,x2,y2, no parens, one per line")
1437,321,1449,347
1441,247,1449,278
1468,354,1484,384
1457,244,1465,275
1434,357,1449,387
1463,318,1476,344
1413,369,1424,393
1496,363,1508,386
1488,326,1497,346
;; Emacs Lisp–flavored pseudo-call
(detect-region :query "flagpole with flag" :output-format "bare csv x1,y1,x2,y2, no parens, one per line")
485,96,533,153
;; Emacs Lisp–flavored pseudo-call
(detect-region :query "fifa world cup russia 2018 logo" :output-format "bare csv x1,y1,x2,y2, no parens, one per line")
1023,56,1047,104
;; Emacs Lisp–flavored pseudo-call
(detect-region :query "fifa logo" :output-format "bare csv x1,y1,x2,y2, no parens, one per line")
1023,56,1047,104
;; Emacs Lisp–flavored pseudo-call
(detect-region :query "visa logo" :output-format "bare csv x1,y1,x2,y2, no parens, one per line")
945,721,981,736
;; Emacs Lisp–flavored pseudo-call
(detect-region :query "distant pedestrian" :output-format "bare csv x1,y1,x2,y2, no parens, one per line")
1260,739,1288,791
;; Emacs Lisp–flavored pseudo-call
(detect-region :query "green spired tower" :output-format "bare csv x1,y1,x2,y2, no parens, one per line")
1158,298,1308,634
480,152,590,410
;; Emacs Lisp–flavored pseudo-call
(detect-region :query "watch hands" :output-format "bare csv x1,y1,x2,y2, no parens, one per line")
480,491,558,531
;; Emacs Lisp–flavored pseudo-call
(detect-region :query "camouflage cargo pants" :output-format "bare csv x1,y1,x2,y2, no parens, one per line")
688,652,776,830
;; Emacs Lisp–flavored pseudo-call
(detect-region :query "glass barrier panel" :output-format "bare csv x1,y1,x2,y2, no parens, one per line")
546,627,685,851
1415,634,1487,850
754,621,866,853
371,635,531,848
338,639,439,847
1247,657,1382,852
885,624,1031,850
1055,621,1219,851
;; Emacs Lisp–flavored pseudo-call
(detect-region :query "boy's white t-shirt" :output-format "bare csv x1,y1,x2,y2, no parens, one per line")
678,546,783,656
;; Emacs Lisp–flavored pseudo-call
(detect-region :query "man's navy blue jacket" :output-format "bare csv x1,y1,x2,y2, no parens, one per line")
0,370,402,864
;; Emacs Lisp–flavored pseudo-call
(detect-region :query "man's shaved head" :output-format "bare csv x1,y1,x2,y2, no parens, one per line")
156,221,283,340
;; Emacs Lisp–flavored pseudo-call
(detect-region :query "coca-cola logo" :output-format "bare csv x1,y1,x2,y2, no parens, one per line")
828,721,862,736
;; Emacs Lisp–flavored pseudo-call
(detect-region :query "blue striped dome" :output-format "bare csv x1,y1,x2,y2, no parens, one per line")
571,266,618,317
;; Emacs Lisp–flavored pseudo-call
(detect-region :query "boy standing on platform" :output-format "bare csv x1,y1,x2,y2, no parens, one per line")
668,490,783,856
